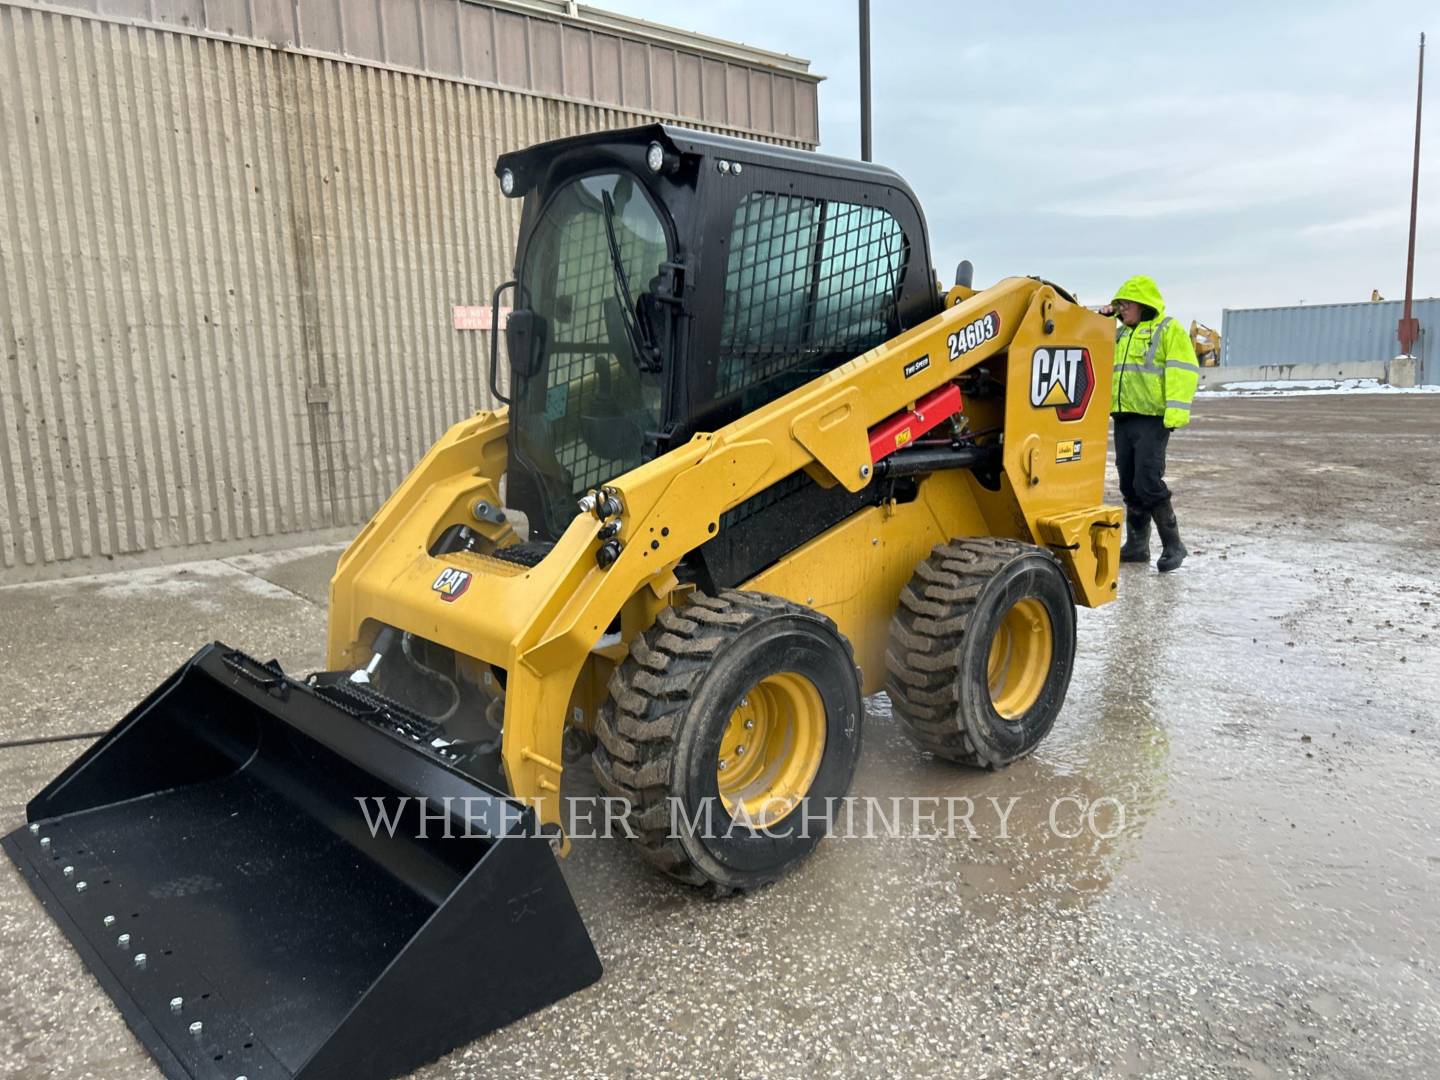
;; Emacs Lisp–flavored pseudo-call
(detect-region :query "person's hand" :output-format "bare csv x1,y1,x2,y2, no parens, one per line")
1098,304,1116,317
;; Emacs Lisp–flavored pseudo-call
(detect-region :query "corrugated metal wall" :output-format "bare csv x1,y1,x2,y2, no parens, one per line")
1221,297,1438,384
0,1,817,580
25,0,821,144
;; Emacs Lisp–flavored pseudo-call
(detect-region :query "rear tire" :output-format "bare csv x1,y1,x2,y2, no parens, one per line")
592,591,862,894
886,538,1076,767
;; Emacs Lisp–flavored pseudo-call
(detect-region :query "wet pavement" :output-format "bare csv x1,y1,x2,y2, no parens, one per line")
1,395,1437,1079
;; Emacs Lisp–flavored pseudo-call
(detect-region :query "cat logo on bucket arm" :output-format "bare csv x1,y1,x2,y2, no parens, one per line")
1030,347,1095,422
432,567,472,602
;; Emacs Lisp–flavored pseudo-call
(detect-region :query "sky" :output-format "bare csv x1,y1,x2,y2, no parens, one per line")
601,1,1435,330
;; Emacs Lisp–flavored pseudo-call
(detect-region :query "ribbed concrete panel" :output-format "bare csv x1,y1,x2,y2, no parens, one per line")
0,3,814,579
19,0,821,144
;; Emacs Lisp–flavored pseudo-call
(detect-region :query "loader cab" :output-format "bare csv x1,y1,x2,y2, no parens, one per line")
495,124,939,542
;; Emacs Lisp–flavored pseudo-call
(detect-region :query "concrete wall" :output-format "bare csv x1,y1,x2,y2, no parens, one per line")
1197,360,1400,390
0,1,819,581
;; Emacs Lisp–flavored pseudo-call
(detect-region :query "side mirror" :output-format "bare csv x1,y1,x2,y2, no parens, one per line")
505,308,548,380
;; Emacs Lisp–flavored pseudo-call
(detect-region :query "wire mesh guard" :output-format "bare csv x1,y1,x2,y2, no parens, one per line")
718,192,909,398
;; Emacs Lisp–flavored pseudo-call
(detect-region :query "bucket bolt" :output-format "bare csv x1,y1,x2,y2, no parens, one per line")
188,1021,203,1037
28,823,39,834
103,915,116,928
117,933,131,947
75,881,87,893
170,997,183,1012
595,538,623,569
596,489,623,520
472,499,506,524
134,953,147,968
62,865,74,879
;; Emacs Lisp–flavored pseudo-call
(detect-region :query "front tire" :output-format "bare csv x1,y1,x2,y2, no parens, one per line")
886,538,1077,767
592,591,862,893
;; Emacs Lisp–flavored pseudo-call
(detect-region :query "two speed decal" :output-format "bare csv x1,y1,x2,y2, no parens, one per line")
947,311,1000,360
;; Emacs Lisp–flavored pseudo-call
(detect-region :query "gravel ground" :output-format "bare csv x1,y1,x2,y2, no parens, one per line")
0,394,1436,1079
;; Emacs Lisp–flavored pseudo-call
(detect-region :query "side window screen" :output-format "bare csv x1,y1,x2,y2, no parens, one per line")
517,172,669,537
717,192,908,400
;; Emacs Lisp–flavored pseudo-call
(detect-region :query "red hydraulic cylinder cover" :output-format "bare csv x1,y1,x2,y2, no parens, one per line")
867,383,963,463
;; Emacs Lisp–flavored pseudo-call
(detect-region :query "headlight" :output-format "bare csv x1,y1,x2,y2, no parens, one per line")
646,141,665,173
499,168,516,196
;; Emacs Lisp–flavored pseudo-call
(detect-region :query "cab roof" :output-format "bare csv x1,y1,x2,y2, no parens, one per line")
494,123,919,202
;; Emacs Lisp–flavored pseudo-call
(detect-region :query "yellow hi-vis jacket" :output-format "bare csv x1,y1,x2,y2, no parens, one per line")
1110,276,1199,429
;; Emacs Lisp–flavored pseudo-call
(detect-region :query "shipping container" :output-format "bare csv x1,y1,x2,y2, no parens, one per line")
1221,297,1438,386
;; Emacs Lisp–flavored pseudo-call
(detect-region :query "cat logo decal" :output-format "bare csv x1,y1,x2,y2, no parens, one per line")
431,567,472,602
1029,347,1094,422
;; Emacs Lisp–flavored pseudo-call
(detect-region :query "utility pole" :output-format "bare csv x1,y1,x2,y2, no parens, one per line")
1399,32,1426,356
859,0,872,162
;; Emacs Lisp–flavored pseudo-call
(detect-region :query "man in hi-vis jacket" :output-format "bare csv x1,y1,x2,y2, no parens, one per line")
1099,276,1199,572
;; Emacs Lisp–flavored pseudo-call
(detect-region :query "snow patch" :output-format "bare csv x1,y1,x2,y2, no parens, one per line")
1196,378,1440,398
87,561,243,600
2,551,316,605
223,543,347,575
234,574,303,602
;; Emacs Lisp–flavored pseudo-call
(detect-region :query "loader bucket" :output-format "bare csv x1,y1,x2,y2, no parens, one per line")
2,644,601,1080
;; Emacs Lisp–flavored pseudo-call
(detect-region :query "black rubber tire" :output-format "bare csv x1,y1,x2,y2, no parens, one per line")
591,590,862,894
885,537,1076,768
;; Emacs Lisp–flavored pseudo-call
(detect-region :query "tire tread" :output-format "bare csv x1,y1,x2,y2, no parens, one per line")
592,590,857,893
885,537,1066,766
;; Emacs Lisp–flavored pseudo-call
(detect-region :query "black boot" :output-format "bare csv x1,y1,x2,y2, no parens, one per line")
1152,499,1188,572
1119,507,1151,563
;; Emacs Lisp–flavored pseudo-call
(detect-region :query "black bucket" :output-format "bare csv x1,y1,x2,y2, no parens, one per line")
2,644,601,1080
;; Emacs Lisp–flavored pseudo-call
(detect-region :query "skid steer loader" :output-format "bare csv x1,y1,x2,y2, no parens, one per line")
4,125,1119,1079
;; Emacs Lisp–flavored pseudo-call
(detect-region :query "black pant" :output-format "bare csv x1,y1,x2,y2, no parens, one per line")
1113,413,1171,512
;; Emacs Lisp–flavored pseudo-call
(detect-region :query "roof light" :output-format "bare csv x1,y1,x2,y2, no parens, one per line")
646,141,666,174
499,168,516,197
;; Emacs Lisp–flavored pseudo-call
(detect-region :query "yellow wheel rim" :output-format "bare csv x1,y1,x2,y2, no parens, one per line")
716,672,826,827
986,597,1053,719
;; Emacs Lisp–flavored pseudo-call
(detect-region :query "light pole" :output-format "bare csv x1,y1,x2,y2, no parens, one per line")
1399,32,1425,356
859,0,872,162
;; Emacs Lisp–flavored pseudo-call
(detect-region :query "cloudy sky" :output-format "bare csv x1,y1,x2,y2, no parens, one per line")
604,1,1435,329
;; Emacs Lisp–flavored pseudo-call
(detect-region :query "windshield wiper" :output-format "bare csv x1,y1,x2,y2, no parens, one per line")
601,189,662,373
